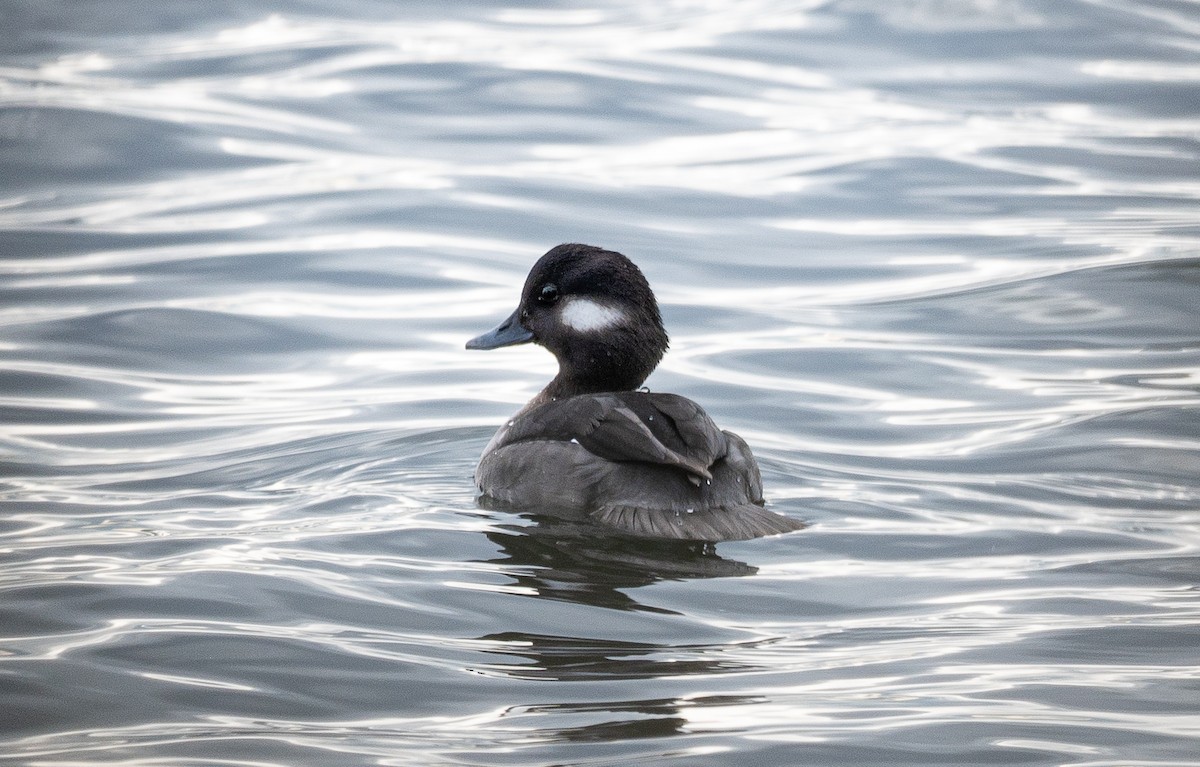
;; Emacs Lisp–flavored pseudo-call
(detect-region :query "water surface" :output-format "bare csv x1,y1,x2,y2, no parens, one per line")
2,1,1199,765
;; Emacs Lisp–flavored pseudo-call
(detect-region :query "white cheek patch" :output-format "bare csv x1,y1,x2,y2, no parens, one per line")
560,298,626,332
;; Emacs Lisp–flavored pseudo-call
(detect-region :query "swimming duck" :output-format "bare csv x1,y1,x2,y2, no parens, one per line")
466,243,803,541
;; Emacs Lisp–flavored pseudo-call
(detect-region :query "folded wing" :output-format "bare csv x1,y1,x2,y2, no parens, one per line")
500,392,727,485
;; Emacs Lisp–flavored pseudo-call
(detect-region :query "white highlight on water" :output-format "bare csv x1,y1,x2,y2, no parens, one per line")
560,298,625,332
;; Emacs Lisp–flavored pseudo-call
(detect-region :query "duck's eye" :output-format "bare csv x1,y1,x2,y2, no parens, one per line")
537,283,559,305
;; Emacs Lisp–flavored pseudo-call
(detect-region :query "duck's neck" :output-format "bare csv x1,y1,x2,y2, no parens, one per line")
521,360,650,414
524,324,667,410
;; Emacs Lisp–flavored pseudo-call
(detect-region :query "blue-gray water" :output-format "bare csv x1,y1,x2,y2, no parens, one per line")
2,1,1199,765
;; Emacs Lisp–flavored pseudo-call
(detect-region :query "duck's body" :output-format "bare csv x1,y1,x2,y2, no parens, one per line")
467,244,803,541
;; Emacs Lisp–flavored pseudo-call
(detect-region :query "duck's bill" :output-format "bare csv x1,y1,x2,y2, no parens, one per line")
466,309,534,350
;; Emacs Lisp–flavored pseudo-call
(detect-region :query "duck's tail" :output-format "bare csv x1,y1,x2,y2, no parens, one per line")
590,502,804,542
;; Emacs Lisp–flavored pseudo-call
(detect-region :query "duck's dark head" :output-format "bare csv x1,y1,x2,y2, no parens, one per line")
467,243,669,398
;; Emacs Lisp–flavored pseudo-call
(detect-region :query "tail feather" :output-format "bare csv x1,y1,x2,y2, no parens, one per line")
590,503,804,542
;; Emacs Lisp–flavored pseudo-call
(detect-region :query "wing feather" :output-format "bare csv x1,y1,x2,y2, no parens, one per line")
496,392,728,483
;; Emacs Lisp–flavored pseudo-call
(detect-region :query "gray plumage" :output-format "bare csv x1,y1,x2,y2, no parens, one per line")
468,244,804,541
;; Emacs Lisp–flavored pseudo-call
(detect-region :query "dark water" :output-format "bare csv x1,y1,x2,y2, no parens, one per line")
3,1,1199,764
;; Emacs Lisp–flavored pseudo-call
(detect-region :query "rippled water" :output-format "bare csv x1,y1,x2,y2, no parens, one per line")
3,1,1199,764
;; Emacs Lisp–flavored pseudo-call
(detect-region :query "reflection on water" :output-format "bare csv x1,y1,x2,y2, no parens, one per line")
2,0,1200,765
481,515,759,612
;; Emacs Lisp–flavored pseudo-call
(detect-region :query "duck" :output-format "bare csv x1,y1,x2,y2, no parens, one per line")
466,243,804,541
